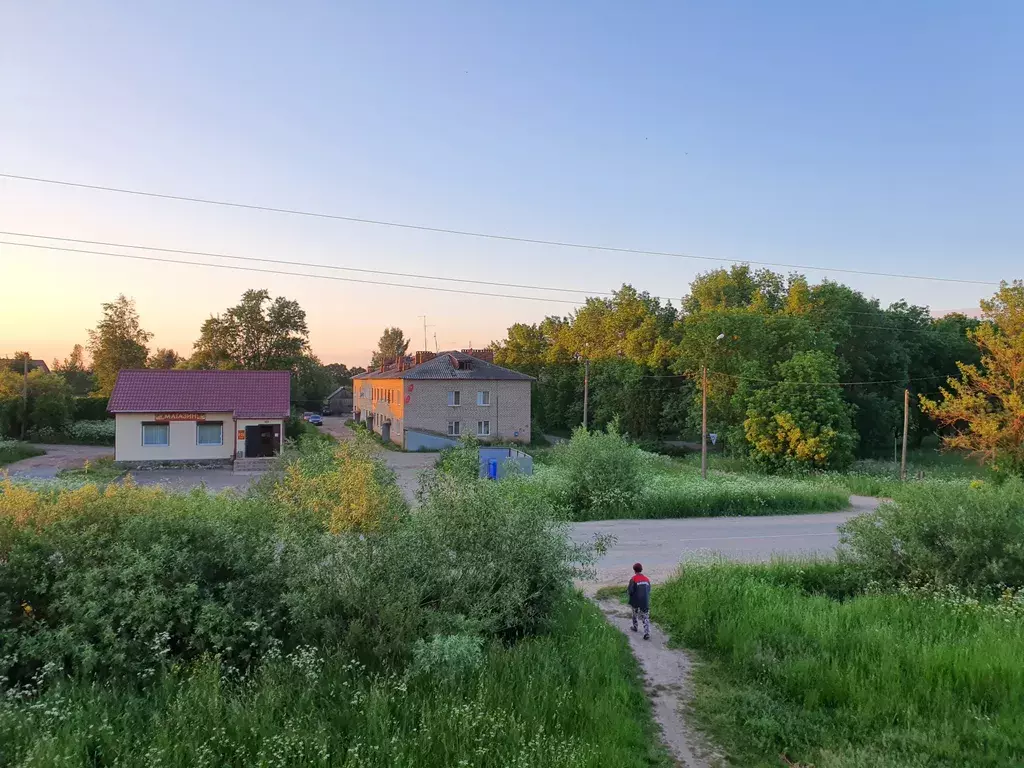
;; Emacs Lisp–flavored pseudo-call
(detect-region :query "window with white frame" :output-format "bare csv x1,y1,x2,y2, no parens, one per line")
477,390,490,406
196,421,223,446
448,391,461,406
477,420,490,436
142,422,169,446
447,421,461,436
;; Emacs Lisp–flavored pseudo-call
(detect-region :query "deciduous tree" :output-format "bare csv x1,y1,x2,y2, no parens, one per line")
87,295,152,396
192,289,309,370
370,327,410,368
921,281,1024,475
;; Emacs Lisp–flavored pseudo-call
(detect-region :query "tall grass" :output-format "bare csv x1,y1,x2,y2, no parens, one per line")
656,561,1024,767
0,440,44,466
0,598,670,768
535,464,849,520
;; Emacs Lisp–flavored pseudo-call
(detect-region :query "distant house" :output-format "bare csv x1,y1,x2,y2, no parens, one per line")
352,350,532,450
325,385,352,415
107,370,290,465
1,358,50,374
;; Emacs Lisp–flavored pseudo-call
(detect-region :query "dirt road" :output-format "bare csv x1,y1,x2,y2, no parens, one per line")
3,444,113,479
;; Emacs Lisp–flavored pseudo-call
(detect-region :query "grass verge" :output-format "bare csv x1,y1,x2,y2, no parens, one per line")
0,440,45,466
0,596,671,768
655,561,1024,767
55,455,123,483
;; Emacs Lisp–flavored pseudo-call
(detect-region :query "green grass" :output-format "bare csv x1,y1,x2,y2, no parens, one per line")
55,455,123,483
0,440,44,466
346,419,403,451
0,597,670,768
655,561,1024,767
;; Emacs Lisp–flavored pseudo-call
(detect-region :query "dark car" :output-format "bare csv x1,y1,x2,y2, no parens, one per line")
308,414,323,426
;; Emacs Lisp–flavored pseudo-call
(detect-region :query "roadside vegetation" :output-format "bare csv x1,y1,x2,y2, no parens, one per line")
651,479,1024,767
0,436,667,767
0,440,44,466
534,424,849,520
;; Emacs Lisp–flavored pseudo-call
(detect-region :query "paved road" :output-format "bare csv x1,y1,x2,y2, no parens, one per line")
572,496,880,586
3,444,114,479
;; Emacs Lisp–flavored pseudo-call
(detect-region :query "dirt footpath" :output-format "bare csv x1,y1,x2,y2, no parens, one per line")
3,444,114,479
598,598,720,767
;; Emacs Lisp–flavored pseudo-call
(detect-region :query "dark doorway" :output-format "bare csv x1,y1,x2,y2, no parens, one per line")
245,424,280,458
381,421,391,443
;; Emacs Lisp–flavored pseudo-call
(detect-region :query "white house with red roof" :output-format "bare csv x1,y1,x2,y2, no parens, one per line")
107,370,291,465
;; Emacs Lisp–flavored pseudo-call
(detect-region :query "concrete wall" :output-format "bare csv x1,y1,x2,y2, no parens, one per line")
404,429,459,452
114,412,235,462
403,380,531,444
114,413,284,462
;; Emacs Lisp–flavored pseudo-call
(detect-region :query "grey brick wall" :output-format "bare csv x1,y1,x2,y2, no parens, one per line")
404,380,531,443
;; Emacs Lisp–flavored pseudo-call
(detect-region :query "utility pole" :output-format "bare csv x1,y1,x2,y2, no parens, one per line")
582,358,589,430
21,353,28,441
701,365,708,480
900,388,910,481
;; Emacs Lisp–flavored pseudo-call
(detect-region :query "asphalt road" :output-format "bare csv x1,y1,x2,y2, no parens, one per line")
572,496,880,586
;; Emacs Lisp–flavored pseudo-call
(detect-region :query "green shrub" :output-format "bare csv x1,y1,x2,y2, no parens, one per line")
0,440,44,466
410,633,485,682
27,420,115,445
839,479,1024,593
547,422,653,519
72,396,111,422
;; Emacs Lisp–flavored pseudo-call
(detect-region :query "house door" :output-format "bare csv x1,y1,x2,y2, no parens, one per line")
381,421,391,443
245,424,279,457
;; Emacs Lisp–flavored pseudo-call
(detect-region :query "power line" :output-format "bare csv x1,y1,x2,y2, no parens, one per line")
0,171,1000,287
0,240,586,305
638,370,949,386
0,230,615,298
0,232,962,333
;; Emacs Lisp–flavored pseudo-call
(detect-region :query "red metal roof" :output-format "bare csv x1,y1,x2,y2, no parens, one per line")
108,370,291,418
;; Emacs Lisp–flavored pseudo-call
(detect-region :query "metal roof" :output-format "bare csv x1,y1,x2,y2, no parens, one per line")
353,351,532,381
108,370,291,418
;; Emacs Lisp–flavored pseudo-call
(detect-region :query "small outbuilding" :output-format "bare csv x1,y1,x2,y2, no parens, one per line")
108,370,290,466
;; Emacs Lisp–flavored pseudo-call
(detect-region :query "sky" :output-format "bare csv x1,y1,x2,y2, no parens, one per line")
1,1,1021,367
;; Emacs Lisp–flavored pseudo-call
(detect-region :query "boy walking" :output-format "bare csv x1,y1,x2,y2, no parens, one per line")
627,562,651,640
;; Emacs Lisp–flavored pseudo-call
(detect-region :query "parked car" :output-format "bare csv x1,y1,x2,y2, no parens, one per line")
308,414,323,426
302,412,315,421
321,406,332,415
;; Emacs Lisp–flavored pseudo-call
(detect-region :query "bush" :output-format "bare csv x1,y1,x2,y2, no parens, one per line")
547,422,653,519
72,396,110,422
0,441,44,466
27,420,115,446
839,479,1024,593
410,633,485,682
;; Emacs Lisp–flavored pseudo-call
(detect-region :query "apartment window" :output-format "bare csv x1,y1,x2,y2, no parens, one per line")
477,420,490,437
448,391,461,406
142,422,169,447
477,391,490,406
196,421,223,446
447,421,461,436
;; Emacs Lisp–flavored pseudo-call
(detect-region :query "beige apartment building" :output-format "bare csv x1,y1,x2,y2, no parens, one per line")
352,350,532,449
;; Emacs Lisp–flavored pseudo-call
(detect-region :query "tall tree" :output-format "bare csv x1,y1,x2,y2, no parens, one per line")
52,344,96,395
147,348,183,369
370,327,410,368
921,281,1024,475
87,295,152,396
191,289,309,370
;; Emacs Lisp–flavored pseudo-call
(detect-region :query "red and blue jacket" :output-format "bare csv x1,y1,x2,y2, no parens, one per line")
627,573,651,611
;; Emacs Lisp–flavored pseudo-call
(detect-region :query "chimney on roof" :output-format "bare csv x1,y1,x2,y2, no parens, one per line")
415,350,436,365
462,348,494,363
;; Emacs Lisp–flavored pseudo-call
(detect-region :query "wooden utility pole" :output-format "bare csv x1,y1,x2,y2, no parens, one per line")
900,388,909,481
582,358,590,430
701,365,708,480
21,353,28,441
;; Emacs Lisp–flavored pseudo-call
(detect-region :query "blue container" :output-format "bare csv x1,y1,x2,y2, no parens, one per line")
487,459,498,480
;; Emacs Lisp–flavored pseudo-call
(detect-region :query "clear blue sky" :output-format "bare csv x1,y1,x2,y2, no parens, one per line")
2,1,1021,365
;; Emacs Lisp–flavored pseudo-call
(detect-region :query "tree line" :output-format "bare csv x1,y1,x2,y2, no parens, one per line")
490,266,1022,472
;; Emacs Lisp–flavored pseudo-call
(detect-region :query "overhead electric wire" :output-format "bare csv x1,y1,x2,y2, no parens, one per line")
0,230,613,298
0,171,1000,287
638,370,950,386
0,240,586,305
0,232,958,333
